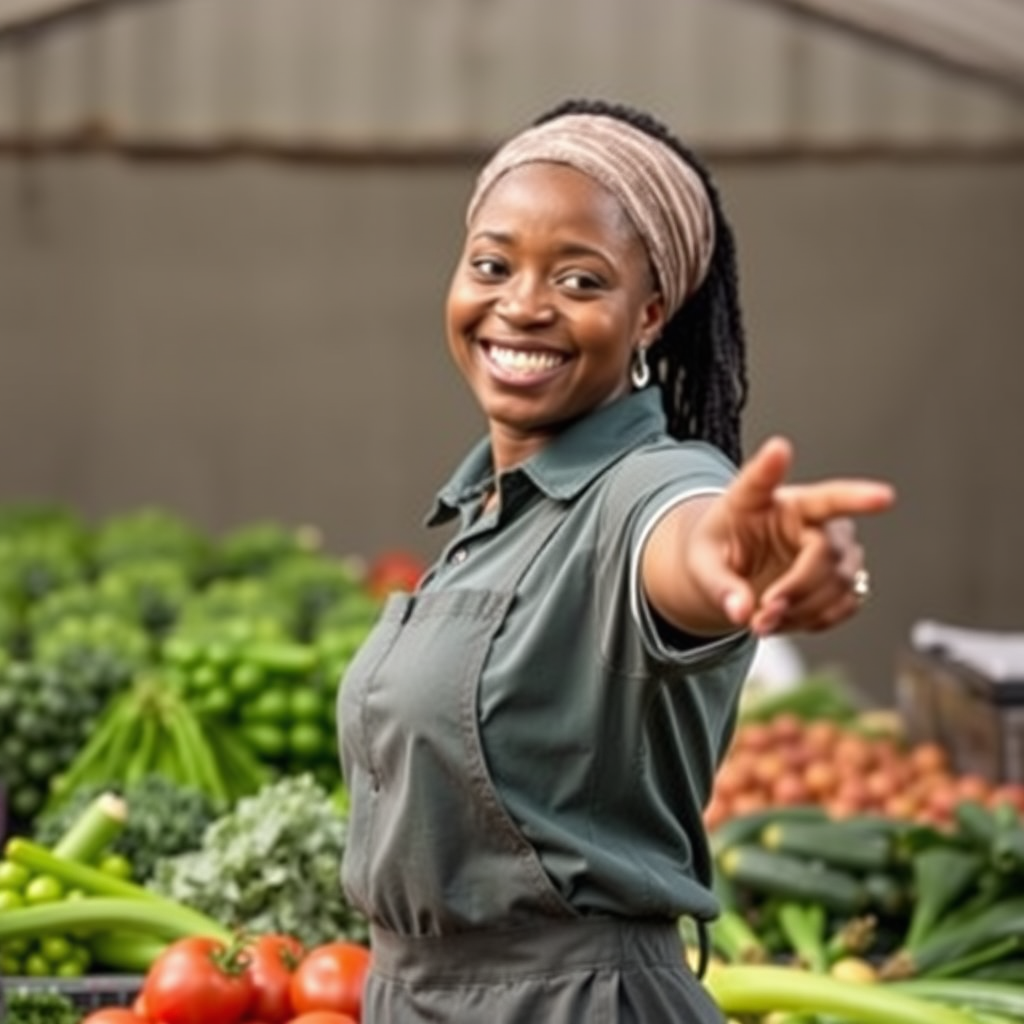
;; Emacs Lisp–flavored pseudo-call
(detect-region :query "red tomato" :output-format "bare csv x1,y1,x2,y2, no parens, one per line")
246,933,306,1024
289,942,370,1018
131,992,149,1019
142,936,255,1024
80,1011,147,1024
288,1015,358,1024
365,550,425,598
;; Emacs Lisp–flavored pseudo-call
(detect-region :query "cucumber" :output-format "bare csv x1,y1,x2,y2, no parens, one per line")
760,819,894,873
719,844,869,914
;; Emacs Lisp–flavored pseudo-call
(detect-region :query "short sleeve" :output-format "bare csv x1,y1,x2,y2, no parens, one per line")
595,441,751,673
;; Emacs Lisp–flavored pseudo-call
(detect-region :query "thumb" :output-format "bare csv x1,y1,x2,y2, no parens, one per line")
689,541,758,626
726,436,794,515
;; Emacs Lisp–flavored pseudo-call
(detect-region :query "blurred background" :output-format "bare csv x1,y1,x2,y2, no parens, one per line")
1,0,1022,704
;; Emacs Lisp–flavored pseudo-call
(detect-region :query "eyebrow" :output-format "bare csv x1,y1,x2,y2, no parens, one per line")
470,229,613,264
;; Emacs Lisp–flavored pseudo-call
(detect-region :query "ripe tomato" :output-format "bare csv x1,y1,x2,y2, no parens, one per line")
246,933,306,1024
365,550,425,598
289,942,370,1018
142,936,255,1024
288,1014,358,1024
80,1011,147,1024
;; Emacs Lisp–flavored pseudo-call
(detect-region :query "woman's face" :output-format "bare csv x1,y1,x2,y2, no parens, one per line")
446,162,665,470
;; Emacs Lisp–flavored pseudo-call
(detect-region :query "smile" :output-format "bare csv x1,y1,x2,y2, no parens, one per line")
482,342,569,382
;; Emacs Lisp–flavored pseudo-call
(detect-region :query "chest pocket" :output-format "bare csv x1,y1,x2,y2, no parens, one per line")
338,500,576,934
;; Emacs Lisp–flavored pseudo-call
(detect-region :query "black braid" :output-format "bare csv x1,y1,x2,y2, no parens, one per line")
533,99,749,465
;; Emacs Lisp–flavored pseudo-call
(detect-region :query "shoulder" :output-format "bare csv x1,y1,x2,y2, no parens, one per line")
598,439,737,531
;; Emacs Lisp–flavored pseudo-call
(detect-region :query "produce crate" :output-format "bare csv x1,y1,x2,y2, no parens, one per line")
897,620,1024,784
0,973,144,1012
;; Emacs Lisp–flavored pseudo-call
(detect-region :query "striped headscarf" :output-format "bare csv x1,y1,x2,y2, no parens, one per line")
466,113,716,319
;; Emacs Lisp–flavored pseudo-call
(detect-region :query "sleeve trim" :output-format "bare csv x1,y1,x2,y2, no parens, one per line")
629,487,747,664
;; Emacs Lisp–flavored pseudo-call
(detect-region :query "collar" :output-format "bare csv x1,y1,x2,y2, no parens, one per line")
426,389,668,526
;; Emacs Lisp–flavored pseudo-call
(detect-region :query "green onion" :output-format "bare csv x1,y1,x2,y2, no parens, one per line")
705,964,981,1024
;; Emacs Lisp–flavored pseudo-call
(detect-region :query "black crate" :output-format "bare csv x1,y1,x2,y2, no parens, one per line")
897,621,1024,784
0,973,144,1013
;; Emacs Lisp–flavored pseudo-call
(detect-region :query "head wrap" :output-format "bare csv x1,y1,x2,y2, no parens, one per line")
466,113,716,319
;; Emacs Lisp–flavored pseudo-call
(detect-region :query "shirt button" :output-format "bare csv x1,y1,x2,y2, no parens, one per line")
450,547,468,565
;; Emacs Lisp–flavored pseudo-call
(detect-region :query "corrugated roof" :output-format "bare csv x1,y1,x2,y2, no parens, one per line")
0,0,1021,155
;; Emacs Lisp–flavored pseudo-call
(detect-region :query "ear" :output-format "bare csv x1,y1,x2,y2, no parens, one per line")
638,292,666,347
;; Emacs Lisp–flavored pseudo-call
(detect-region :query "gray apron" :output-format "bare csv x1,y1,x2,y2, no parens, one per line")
339,496,724,1023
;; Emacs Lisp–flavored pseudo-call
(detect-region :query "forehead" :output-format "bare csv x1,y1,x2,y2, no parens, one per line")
469,161,638,242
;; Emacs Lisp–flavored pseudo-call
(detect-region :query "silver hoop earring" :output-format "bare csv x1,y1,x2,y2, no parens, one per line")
630,346,651,389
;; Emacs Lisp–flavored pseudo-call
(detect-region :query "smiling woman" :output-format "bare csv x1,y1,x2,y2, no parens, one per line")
446,160,659,463
336,98,895,1024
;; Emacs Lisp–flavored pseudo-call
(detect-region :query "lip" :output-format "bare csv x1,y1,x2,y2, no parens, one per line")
478,338,571,388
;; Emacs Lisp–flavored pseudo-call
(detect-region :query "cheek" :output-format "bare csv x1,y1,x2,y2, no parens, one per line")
445,277,479,337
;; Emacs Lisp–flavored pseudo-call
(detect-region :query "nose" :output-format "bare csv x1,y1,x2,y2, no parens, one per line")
495,272,556,326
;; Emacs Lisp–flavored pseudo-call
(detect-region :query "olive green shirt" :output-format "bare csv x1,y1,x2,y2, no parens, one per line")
422,388,755,922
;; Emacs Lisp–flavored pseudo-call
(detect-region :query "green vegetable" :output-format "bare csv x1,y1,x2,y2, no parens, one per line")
760,819,893,873
5,836,162,902
776,901,829,973
89,929,170,972
880,894,1024,979
705,963,980,1024
719,844,868,915
150,773,368,947
3,989,79,1024
0,895,231,944
710,804,827,858
902,845,986,950
990,801,1024,874
51,791,126,862
887,978,1024,1019
35,775,216,883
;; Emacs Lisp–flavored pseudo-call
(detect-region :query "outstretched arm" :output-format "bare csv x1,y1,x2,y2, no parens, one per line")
641,437,896,638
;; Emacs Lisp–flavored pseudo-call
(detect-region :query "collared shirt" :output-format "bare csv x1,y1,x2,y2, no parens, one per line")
419,389,754,921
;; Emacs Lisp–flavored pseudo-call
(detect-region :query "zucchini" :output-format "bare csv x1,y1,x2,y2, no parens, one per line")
719,844,868,914
760,819,893,873
710,804,827,858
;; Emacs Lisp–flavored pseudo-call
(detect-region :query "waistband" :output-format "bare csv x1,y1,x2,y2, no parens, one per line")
369,917,686,984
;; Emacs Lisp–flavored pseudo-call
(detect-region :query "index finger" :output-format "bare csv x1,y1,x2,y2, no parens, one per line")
775,480,896,525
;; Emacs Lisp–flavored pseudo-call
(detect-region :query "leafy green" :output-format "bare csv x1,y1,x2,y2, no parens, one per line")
150,773,367,947
3,989,79,1024
33,774,217,882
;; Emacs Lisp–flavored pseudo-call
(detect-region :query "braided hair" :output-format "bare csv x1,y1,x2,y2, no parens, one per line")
533,99,749,465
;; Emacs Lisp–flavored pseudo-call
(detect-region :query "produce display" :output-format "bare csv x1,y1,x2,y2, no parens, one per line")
2,500,1023,1024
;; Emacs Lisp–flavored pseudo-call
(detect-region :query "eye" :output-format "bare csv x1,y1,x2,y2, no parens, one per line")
560,270,605,293
469,256,508,280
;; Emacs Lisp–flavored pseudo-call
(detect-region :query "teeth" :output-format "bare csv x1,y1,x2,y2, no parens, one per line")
488,345,564,373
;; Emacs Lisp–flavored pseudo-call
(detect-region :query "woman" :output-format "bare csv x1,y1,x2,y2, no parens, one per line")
338,98,894,1022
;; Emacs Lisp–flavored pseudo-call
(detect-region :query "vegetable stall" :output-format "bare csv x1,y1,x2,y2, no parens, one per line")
0,501,1022,1024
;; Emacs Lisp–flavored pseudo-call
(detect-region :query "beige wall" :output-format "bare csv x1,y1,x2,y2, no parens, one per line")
1,155,1022,702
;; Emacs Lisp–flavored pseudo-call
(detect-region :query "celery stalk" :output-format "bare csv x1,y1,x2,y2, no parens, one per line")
52,791,127,863
0,896,232,943
704,964,982,1024
4,837,160,903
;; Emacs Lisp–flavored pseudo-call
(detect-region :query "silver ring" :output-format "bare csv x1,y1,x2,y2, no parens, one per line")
852,568,871,603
